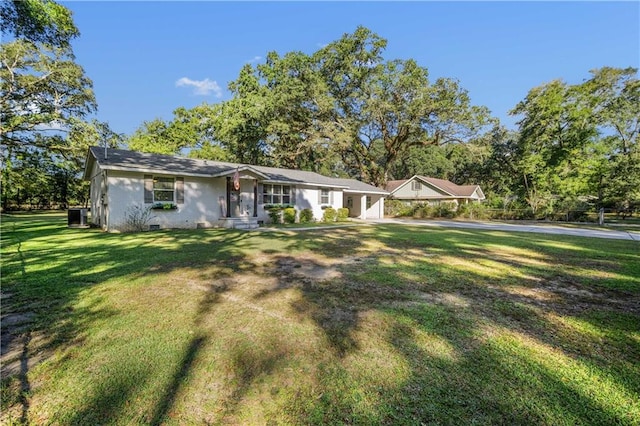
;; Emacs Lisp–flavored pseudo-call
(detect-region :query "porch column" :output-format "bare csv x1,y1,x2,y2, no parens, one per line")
226,177,231,218
360,194,367,220
253,179,258,217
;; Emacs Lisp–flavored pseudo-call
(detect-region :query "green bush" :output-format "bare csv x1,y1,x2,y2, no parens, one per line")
457,203,470,218
322,207,337,222
267,208,281,224
337,207,349,221
299,208,314,223
458,202,488,219
411,203,435,218
385,199,410,216
283,207,296,224
434,202,457,218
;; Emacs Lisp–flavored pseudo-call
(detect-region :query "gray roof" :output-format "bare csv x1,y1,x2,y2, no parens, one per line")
85,147,388,194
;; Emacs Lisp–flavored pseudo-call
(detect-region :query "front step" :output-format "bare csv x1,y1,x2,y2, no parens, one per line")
234,223,260,230
219,217,260,230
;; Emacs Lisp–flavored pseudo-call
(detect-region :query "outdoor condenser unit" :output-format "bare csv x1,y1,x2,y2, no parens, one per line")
68,208,88,227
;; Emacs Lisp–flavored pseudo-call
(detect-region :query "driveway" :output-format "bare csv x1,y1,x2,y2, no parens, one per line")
371,218,640,241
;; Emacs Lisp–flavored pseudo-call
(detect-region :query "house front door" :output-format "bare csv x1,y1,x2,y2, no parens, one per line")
230,190,241,217
225,175,260,218
232,180,256,217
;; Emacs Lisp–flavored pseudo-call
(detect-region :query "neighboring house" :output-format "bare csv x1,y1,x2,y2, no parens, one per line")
385,175,485,206
83,147,388,231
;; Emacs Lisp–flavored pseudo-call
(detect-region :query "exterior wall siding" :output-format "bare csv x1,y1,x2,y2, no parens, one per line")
365,194,384,219
392,179,448,199
87,161,105,228
293,185,343,222
107,172,225,231
98,169,382,231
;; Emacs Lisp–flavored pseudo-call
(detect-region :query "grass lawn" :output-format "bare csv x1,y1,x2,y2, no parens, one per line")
1,212,639,425
265,221,358,229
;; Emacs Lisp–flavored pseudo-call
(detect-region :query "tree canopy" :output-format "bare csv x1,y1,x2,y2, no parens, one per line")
1,0,79,47
196,26,491,187
510,67,639,213
124,26,638,217
5,13,635,218
0,0,118,209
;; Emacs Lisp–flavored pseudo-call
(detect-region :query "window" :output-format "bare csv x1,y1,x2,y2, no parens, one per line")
263,184,291,204
154,177,174,202
411,181,422,191
366,196,372,209
320,188,330,204
145,175,183,204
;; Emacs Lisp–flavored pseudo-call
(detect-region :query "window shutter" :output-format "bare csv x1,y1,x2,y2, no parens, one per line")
258,183,264,204
290,186,296,205
318,187,322,204
144,175,153,203
330,189,334,205
176,177,184,204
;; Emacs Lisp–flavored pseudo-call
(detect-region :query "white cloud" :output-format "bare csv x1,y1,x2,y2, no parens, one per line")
247,56,262,64
175,77,222,97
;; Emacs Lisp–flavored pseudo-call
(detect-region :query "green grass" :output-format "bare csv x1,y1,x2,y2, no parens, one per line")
266,220,356,229
1,212,639,425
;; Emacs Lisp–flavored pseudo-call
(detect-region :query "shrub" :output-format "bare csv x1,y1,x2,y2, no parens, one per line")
385,199,410,217
299,208,314,223
337,207,349,221
412,205,424,218
123,205,155,232
267,208,281,224
322,207,337,222
465,202,488,219
283,207,296,224
411,203,434,218
457,203,470,217
435,202,457,218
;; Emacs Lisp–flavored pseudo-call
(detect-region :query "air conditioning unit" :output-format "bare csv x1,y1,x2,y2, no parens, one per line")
68,208,88,227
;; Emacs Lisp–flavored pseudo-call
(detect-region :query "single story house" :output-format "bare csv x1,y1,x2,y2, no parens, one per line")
83,147,388,231
385,175,485,206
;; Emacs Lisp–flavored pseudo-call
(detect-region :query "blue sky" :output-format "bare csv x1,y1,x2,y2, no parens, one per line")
66,1,639,136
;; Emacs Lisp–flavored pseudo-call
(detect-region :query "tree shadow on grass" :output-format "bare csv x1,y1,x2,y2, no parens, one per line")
149,335,207,426
251,225,640,424
383,306,631,425
0,214,265,422
3,215,638,424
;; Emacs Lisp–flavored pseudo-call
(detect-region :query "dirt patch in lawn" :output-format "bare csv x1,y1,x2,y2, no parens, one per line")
272,256,343,281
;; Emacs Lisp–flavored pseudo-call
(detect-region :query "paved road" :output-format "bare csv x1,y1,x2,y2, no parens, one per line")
371,218,640,241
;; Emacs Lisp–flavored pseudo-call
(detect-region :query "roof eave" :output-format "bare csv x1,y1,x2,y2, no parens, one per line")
344,189,389,195
82,147,95,180
211,165,270,180
99,164,214,178
265,180,350,189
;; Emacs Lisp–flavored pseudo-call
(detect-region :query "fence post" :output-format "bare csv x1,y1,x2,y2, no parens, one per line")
598,208,604,226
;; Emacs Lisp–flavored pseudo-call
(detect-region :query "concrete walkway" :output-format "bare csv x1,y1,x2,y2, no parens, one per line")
370,218,640,241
